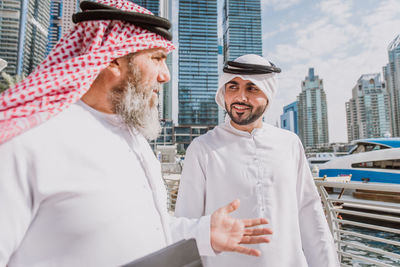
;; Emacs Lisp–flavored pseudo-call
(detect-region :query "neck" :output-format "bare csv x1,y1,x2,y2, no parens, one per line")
230,118,263,133
81,76,114,114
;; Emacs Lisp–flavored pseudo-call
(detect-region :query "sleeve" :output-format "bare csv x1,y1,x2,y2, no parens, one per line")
174,139,206,218
170,139,216,256
295,139,340,267
0,140,34,265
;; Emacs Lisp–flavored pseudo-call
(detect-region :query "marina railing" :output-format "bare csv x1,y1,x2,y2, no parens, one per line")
163,177,180,212
315,180,400,267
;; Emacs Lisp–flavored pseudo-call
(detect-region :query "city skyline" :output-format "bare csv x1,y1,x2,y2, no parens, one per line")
262,0,400,143
1,0,400,144
346,73,391,142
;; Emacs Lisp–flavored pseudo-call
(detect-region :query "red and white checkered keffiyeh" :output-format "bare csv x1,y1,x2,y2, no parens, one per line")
0,0,175,145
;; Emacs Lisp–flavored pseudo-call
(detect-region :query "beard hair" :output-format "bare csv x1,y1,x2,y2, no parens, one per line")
225,102,266,125
110,59,161,141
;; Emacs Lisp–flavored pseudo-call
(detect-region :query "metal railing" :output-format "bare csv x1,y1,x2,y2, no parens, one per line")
163,178,180,212
315,180,400,267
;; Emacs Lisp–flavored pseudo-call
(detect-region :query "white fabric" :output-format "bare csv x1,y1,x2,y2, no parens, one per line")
175,119,340,267
216,54,277,112
0,101,213,267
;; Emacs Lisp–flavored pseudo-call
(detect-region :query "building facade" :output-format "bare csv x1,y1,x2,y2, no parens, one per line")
346,73,391,142
297,68,329,147
280,101,298,135
0,0,51,78
0,0,21,77
131,0,159,15
178,0,218,125
222,0,262,63
383,34,400,137
61,0,79,36
46,0,62,54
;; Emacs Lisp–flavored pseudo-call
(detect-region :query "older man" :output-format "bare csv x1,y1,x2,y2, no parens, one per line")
0,2,271,266
175,54,339,267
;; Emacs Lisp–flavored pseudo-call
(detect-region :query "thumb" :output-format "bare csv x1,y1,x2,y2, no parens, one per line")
221,199,240,214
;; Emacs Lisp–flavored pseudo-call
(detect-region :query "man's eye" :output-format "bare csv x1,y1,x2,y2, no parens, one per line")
248,87,259,91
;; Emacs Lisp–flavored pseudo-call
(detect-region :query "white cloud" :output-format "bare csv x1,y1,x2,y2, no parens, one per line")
262,0,301,11
264,0,400,142
318,0,352,23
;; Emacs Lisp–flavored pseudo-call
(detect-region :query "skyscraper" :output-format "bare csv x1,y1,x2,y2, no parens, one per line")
297,68,329,147
47,0,62,54
131,0,159,15
0,0,51,77
178,0,218,125
383,34,400,137
280,101,298,135
0,0,21,77
222,0,262,63
346,74,391,142
61,0,79,36
159,0,173,121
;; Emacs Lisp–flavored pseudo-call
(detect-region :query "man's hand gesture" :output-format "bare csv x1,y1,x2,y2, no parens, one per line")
210,199,272,256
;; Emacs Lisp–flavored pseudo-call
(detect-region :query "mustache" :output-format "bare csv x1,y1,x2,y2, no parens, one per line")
230,102,253,109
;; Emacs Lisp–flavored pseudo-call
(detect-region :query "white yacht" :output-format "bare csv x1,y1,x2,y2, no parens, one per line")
318,138,400,184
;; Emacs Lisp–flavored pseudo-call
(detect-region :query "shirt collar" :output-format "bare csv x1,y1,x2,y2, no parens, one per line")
223,115,263,137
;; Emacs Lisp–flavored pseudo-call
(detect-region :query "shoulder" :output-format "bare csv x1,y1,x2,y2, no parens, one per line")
184,125,224,156
263,123,299,139
1,103,92,152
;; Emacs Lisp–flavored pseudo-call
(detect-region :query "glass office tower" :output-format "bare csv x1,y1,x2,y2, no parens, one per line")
223,0,262,62
178,0,218,125
297,68,329,147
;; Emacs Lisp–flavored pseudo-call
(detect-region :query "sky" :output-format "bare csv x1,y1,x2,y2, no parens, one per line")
170,0,400,143
260,0,400,143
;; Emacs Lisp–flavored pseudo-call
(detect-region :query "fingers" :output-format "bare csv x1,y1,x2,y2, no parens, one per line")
244,227,273,236
220,199,240,214
240,236,270,244
242,218,269,227
233,245,261,257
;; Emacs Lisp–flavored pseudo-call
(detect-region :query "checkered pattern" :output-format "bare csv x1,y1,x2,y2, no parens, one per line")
0,0,175,144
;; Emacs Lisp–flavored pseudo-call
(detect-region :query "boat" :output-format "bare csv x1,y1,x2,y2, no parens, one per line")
318,138,400,184
307,152,336,170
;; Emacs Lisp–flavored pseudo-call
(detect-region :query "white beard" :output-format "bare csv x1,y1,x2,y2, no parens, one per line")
110,63,161,141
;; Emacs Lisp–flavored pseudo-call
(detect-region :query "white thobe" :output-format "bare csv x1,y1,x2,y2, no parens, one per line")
0,101,213,267
175,119,339,267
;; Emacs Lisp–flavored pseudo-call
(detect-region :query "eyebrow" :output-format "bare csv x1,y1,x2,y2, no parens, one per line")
226,81,238,85
153,51,167,59
225,81,257,86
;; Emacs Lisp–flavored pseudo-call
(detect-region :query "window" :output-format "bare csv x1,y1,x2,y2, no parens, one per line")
352,159,400,169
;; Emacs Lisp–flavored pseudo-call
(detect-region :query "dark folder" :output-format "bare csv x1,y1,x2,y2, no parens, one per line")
121,239,203,267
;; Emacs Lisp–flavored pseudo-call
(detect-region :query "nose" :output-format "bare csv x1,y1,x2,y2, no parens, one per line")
157,62,170,83
234,88,248,102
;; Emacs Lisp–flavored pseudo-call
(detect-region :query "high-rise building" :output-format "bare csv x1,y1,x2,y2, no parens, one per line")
222,0,262,63
131,0,159,15
159,0,173,121
61,0,79,36
383,34,400,137
0,0,21,77
346,73,391,142
0,0,51,77
178,0,218,125
280,101,298,135
47,0,62,54
297,68,329,147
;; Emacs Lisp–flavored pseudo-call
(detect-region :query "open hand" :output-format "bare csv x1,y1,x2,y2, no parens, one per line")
210,199,272,256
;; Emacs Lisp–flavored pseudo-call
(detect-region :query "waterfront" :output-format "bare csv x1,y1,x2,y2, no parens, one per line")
342,225,400,266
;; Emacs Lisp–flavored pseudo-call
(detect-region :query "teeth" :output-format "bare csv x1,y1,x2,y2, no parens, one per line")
233,105,248,110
